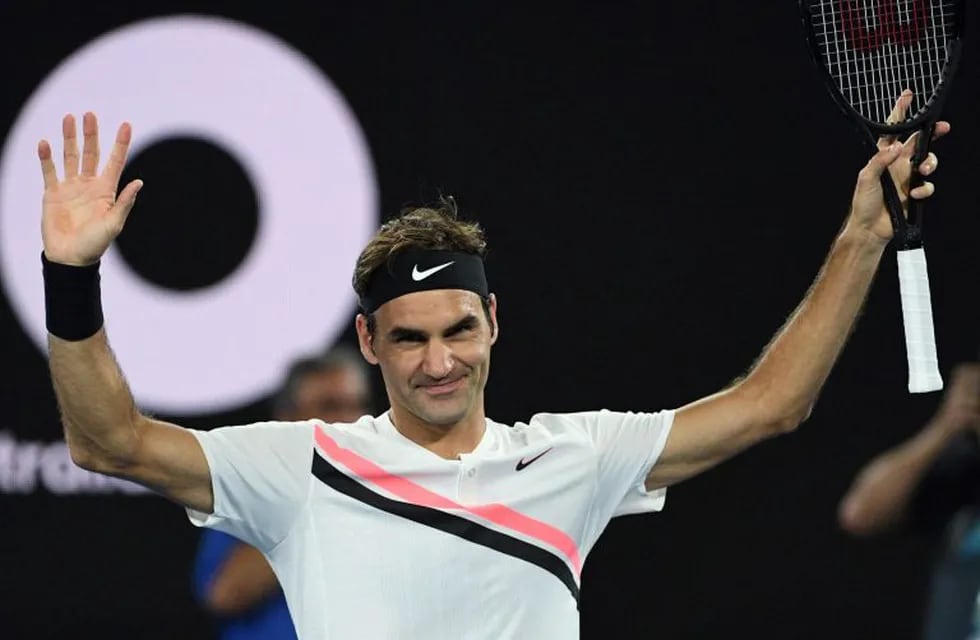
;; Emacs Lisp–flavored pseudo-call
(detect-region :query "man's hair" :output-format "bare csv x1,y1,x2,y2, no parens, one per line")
271,345,370,416
352,197,493,333
352,197,487,299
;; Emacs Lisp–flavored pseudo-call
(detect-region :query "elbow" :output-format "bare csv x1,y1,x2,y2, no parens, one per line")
737,378,814,438
837,494,890,538
68,445,126,476
205,581,255,617
772,403,814,435
67,441,101,472
204,584,237,617
66,430,141,475
838,485,903,538
752,399,813,439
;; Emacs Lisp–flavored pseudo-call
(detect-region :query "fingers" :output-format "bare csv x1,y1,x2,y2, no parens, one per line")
42,112,132,187
878,89,913,150
909,181,935,200
908,150,937,199
102,121,133,186
903,147,940,200
80,112,100,177
862,141,937,199
862,141,904,182
919,152,938,175
899,121,951,158
109,179,144,234
37,140,58,189
62,114,79,176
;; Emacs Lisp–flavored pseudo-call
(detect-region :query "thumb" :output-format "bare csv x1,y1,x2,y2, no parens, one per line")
864,141,903,180
110,179,143,231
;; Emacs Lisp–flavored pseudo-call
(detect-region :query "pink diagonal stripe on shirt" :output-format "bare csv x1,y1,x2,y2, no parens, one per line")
314,425,582,577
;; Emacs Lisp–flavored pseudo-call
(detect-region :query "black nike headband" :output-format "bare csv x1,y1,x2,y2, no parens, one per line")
358,249,489,314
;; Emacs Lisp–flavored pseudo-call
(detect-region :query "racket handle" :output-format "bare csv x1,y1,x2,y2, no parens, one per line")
896,248,943,393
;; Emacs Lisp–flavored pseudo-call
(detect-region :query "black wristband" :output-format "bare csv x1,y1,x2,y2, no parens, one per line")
41,252,104,341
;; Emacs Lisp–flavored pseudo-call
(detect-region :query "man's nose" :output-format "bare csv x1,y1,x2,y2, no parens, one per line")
421,340,454,379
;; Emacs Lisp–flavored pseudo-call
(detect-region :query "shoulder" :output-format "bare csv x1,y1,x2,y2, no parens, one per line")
311,414,389,442
196,416,386,456
495,409,674,446
511,410,654,433
495,411,603,441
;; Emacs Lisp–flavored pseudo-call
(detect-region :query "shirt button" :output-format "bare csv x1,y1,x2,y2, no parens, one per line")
467,468,476,478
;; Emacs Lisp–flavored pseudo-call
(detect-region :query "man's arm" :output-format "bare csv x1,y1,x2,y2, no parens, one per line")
40,112,212,513
204,542,284,616
647,92,949,490
837,362,980,536
49,329,213,513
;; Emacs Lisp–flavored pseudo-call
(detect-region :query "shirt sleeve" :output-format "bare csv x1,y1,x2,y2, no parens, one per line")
563,409,674,549
185,420,315,553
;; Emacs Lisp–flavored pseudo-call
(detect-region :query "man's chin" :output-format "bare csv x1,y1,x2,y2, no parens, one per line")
412,399,470,428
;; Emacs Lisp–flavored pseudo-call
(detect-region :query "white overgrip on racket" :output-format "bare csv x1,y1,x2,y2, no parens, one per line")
896,247,943,393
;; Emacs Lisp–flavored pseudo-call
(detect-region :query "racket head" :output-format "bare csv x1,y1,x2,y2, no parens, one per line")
800,0,965,135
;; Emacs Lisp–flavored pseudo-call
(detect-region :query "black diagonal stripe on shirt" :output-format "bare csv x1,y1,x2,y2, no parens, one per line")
311,453,580,605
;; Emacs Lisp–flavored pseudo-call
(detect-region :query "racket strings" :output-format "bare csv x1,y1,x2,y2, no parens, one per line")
809,0,957,124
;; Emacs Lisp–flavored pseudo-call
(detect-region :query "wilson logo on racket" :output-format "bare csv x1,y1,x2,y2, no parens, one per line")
839,0,931,51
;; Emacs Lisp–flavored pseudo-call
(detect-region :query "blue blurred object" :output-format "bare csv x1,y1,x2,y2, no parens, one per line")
192,529,298,640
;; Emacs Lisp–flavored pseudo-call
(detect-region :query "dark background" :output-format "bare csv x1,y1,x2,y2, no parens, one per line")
2,2,979,638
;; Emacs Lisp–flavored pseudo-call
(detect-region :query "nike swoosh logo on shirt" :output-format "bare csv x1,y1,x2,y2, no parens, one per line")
515,448,553,471
411,261,455,281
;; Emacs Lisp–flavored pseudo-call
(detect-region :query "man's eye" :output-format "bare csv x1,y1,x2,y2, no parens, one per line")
447,323,478,338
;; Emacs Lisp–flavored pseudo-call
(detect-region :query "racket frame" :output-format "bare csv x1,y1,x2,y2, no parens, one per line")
797,0,966,392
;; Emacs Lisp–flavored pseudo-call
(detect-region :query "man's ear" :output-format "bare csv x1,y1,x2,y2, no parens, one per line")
488,293,499,345
355,314,379,365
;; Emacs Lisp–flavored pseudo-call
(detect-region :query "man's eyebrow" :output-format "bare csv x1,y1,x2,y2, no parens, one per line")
387,326,427,341
443,315,479,336
386,314,479,341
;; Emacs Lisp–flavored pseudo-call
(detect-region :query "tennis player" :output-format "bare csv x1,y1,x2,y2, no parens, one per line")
38,101,946,638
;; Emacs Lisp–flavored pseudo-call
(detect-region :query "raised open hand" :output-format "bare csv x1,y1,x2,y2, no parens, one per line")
38,112,142,266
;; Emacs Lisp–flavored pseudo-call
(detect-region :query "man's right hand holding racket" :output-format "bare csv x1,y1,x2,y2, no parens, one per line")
648,92,951,490
845,90,948,249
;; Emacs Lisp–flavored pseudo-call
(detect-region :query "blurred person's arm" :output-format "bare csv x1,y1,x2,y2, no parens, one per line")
838,363,980,537
205,542,284,616
41,113,212,514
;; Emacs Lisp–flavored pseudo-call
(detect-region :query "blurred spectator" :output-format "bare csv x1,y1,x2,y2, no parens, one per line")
191,345,372,640
838,361,980,640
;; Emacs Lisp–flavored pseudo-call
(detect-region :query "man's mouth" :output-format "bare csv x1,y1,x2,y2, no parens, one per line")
418,376,465,396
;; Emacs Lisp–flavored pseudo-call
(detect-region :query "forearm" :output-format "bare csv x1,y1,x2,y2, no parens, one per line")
838,422,960,535
742,226,885,428
48,328,143,468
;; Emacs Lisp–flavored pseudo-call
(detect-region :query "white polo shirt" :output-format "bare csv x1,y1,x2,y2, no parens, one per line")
187,408,674,639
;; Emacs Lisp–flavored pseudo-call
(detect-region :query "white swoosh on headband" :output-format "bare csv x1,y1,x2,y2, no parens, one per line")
411,261,455,281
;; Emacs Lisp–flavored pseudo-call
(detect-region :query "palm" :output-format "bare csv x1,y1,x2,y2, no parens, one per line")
853,156,912,243
43,177,120,262
38,113,142,266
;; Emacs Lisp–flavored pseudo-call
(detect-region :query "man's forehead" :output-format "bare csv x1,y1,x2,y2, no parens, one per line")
375,289,483,327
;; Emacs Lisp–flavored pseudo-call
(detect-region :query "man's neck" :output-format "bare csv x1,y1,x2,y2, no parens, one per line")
388,404,487,460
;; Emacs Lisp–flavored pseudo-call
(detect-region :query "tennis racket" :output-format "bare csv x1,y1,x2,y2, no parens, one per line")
800,0,964,393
